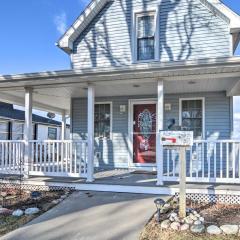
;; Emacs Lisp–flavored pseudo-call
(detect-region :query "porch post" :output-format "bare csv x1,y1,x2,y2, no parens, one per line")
87,85,95,182
61,111,66,140
156,80,164,185
24,87,33,178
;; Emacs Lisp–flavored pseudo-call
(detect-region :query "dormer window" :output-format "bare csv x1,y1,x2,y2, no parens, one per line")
136,12,156,61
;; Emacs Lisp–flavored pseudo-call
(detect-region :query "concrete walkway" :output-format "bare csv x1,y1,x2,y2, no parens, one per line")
1,191,169,240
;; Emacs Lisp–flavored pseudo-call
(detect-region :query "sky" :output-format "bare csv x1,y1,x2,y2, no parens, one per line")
0,0,240,127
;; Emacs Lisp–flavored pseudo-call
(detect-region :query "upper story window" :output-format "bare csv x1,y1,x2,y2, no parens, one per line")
180,99,204,139
136,12,156,61
94,103,111,138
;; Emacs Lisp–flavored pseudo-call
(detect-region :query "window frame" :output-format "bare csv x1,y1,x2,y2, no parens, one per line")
179,97,205,139
11,121,24,140
132,10,159,63
0,120,9,140
48,127,58,140
94,102,112,139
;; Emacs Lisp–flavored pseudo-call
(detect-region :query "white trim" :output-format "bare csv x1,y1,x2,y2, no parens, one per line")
132,9,159,63
87,85,95,182
179,97,206,139
4,178,240,196
156,80,164,185
94,101,113,139
128,99,157,169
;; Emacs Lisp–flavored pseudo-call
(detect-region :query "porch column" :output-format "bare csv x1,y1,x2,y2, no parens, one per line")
61,111,66,140
87,85,95,182
24,87,33,178
156,80,164,185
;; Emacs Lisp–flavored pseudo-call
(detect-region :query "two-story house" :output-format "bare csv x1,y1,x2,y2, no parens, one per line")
0,0,240,195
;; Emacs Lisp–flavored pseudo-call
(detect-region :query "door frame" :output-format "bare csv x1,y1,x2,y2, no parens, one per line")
128,99,157,169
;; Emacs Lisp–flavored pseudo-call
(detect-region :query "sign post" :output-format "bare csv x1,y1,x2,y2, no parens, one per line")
160,131,193,219
179,147,186,218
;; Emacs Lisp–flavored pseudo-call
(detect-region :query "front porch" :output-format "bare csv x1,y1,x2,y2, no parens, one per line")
1,57,240,192
1,139,240,186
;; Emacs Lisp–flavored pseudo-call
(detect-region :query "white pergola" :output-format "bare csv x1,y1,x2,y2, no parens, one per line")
0,56,240,182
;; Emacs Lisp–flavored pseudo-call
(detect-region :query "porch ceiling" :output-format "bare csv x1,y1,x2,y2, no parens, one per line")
0,57,240,114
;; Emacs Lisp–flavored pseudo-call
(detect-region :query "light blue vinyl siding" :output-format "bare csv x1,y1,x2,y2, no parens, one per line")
71,91,231,169
71,0,231,69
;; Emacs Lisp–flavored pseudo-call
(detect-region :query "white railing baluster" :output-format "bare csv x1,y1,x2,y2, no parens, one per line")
167,150,170,177
44,142,47,172
233,143,236,179
57,142,59,173
201,142,204,178
214,143,217,179
74,143,77,174
226,142,229,179
220,142,223,179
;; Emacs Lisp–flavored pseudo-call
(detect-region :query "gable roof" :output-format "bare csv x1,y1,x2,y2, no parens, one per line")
0,102,62,126
57,0,240,54
57,0,113,54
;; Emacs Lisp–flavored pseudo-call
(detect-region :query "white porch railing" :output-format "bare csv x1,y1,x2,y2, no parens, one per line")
0,140,88,178
0,140,25,174
29,140,88,178
163,139,240,183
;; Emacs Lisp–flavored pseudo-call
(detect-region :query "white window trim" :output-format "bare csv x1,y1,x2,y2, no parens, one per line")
179,97,205,139
94,102,113,139
132,9,159,63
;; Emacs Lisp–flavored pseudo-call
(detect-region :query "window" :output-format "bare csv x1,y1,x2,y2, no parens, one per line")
136,12,155,61
180,99,204,138
0,121,8,140
12,122,24,140
48,127,57,140
12,122,36,140
94,103,111,138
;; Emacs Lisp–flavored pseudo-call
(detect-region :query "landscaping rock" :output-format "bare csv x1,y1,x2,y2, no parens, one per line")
161,219,171,229
190,224,205,234
220,225,238,235
199,217,204,223
194,220,202,225
186,208,193,213
12,209,23,217
207,225,222,235
169,212,177,218
192,210,198,215
174,216,180,223
0,208,12,215
161,204,171,214
189,213,198,221
180,223,190,231
52,199,60,204
25,207,40,215
184,216,193,225
170,222,180,231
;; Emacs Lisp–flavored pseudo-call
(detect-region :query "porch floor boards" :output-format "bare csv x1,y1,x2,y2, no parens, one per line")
1,169,240,193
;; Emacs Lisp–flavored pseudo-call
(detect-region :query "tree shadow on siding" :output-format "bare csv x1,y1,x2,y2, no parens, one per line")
159,0,181,61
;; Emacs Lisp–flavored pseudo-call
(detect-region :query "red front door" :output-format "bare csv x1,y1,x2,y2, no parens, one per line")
133,104,156,164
